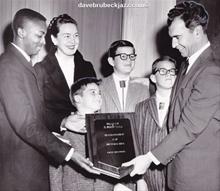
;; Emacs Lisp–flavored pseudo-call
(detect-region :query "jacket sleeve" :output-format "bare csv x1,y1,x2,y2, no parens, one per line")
0,62,71,164
152,63,220,164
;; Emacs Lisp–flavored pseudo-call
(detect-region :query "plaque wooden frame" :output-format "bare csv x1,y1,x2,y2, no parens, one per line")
86,112,140,179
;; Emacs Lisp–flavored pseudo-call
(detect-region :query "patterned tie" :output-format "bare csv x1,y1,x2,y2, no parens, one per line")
159,102,165,110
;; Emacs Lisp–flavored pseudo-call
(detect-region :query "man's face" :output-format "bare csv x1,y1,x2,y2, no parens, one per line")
169,17,197,58
52,23,79,56
79,83,102,113
22,20,47,56
111,46,136,76
152,61,177,90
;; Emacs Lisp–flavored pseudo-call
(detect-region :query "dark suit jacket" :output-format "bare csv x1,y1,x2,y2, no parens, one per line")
35,49,96,133
100,74,149,113
0,44,71,191
152,47,220,191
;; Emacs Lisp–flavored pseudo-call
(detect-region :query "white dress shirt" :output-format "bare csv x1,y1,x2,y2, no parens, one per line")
56,52,75,89
156,91,171,127
187,41,210,74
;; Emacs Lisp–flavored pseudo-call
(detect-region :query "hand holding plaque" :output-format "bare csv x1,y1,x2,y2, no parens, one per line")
86,112,140,179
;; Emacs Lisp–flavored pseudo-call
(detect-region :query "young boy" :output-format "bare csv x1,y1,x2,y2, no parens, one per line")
49,77,114,191
135,56,177,191
100,40,149,113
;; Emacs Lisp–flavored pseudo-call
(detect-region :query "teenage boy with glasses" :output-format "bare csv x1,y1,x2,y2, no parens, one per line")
135,56,177,191
100,40,149,113
99,40,149,191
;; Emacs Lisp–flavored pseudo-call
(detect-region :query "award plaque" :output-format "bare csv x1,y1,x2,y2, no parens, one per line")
86,112,140,179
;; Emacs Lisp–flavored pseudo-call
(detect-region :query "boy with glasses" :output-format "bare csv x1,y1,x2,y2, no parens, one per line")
100,40,149,114
100,40,149,191
135,56,177,191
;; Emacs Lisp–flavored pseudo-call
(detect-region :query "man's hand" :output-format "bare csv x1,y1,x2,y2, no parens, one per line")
71,151,100,174
122,154,153,177
62,114,86,133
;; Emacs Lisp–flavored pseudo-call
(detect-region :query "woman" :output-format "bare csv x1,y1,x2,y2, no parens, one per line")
35,14,96,133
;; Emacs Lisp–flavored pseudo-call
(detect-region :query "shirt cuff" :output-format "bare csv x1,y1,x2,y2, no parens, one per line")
65,148,74,161
148,151,160,165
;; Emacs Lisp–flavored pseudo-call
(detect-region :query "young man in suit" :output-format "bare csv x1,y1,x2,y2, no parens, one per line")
100,40,149,191
0,8,98,191
100,40,149,113
123,1,220,191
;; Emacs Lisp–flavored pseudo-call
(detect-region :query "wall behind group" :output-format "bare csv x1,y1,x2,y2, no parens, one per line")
0,0,123,78
0,0,219,78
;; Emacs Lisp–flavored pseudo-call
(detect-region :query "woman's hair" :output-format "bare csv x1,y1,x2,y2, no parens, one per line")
48,14,77,37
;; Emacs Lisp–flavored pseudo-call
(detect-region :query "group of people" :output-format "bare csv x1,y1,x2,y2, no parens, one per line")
0,1,219,191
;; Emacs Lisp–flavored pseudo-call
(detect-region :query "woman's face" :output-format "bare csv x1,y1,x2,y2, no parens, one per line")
51,23,79,56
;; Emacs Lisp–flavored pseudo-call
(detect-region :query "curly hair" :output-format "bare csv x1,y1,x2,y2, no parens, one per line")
48,14,77,37
167,1,209,32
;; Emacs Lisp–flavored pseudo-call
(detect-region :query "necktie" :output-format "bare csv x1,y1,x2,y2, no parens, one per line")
158,102,166,127
119,80,126,111
182,59,189,75
159,102,165,110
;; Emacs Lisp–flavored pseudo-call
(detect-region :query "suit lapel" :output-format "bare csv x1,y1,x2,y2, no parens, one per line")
8,44,44,92
106,75,122,111
125,81,132,111
45,53,70,96
169,47,213,128
9,44,36,75
148,96,160,127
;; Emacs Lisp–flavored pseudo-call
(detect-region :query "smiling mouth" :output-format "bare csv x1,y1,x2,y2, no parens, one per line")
67,46,76,50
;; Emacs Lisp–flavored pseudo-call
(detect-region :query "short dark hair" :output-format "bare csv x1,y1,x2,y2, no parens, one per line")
152,56,176,74
12,8,46,35
108,40,135,58
167,1,209,32
48,14,78,37
69,77,101,106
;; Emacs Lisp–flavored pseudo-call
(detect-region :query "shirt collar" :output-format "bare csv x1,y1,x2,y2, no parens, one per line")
156,90,171,102
11,43,31,63
188,41,210,66
113,73,130,83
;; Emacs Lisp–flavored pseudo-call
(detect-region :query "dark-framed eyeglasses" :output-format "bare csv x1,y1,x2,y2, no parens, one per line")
114,53,137,61
154,68,177,76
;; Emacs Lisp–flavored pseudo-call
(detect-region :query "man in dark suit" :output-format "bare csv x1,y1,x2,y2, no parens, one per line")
123,1,220,191
0,8,98,191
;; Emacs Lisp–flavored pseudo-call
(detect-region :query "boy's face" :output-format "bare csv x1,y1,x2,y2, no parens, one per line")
151,61,177,90
109,46,135,76
78,83,102,113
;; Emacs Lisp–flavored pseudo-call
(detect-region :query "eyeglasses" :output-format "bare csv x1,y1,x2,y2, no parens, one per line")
155,68,177,76
114,53,137,61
